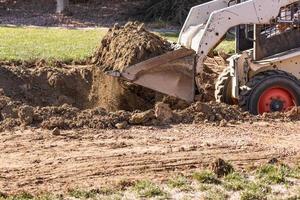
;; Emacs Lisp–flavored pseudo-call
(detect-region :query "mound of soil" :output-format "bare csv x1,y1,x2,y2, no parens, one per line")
90,22,174,111
1,79,299,132
92,21,172,72
0,61,93,109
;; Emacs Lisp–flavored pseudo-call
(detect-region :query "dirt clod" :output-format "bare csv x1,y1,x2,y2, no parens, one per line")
129,110,155,125
155,102,174,124
18,106,34,125
115,121,128,129
211,158,234,177
52,127,61,136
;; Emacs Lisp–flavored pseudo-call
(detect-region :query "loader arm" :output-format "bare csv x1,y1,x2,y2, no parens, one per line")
190,0,300,73
179,0,231,48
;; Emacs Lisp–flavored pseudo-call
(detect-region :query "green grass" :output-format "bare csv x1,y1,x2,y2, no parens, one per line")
158,32,179,42
167,175,192,191
205,187,228,200
290,165,300,179
256,164,292,184
240,182,271,200
0,192,60,200
0,192,33,200
0,27,107,62
192,171,221,184
133,180,168,198
223,172,248,191
0,27,235,63
68,188,98,199
215,39,235,55
68,187,115,199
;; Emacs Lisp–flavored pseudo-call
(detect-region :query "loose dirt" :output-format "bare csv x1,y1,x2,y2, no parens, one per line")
1,22,300,131
92,22,172,72
0,123,299,194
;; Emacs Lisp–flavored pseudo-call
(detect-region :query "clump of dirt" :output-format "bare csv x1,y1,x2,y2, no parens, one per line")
175,101,251,124
0,93,133,131
211,158,234,177
262,106,300,120
92,21,172,72
196,65,219,102
1,85,300,131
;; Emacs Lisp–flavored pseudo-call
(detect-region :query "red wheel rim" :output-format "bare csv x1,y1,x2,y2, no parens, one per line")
258,87,296,114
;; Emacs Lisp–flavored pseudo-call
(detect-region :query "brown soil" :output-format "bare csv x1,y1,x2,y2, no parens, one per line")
1,65,299,131
1,23,300,132
0,123,299,194
92,22,172,72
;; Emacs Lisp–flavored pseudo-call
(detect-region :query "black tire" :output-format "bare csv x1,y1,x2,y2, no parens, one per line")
239,70,300,115
215,67,235,104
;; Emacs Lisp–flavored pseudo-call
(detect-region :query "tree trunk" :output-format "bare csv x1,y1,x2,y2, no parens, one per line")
56,0,69,13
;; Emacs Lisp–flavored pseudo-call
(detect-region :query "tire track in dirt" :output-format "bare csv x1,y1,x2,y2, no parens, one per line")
1,122,299,194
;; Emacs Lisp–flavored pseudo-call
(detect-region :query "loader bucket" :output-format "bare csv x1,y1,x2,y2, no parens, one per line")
106,48,196,102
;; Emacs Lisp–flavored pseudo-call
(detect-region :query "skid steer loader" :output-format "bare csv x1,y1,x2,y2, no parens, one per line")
107,0,300,115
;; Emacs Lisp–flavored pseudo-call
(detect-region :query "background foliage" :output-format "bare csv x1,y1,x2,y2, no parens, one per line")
132,0,211,25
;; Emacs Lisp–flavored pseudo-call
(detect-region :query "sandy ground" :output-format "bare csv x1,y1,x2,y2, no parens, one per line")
0,121,299,194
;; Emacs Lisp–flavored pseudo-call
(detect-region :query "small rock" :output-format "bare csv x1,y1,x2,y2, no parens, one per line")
115,121,128,129
1,103,18,119
129,110,155,125
285,107,300,120
194,102,212,114
52,128,61,136
113,23,120,29
155,102,173,124
208,115,216,122
18,106,34,125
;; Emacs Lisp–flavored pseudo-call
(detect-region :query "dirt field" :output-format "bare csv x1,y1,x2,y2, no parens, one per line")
0,122,299,194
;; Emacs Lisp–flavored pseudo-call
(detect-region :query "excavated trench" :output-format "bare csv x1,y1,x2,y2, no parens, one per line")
0,22,299,131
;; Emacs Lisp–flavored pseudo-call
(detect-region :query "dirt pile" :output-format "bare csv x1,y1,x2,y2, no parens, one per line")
89,22,175,111
0,93,132,131
92,21,172,72
261,106,300,121
0,62,93,108
2,85,300,131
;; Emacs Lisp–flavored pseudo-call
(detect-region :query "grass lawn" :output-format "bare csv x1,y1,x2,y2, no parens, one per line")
0,27,235,62
0,27,107,62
